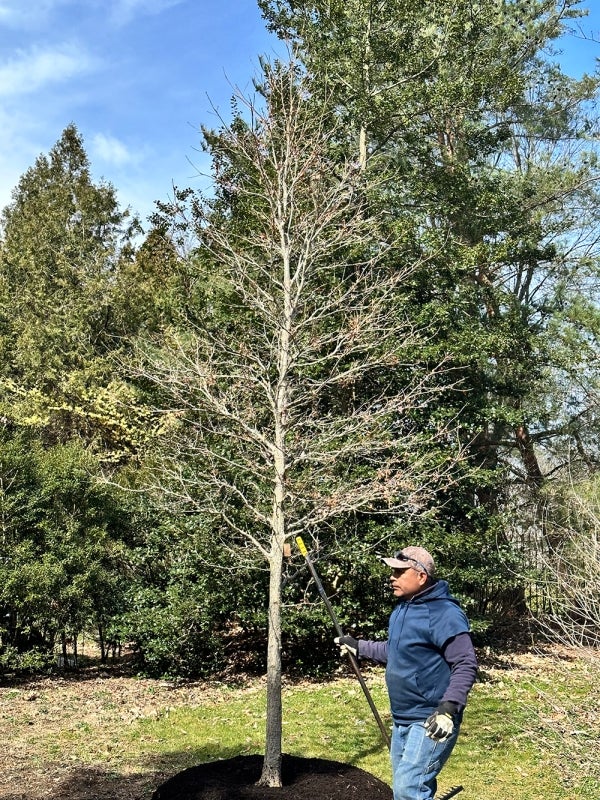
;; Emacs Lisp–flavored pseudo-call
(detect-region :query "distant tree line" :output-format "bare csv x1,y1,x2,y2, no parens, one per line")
1,0,600,679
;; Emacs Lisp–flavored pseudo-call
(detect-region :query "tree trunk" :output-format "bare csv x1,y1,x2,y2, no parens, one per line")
515,423,544,488
258,536,284,787
258,161,293,788
98,621,107,663
358,6,372,170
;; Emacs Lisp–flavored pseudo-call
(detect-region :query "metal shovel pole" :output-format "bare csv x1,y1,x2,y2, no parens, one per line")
295,536,391,749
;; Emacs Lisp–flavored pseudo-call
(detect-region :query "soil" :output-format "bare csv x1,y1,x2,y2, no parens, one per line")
151,754,393,800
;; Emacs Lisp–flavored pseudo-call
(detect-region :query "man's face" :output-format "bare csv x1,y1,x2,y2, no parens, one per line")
389,566,428,600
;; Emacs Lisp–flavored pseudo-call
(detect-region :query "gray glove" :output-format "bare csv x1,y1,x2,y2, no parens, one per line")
424,701,459,741
334,635,359,658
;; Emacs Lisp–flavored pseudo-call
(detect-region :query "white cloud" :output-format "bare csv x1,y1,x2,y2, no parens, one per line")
0,43,97,97
91,133,135,166
0,1,185,30
109,0,184,26
0,1,79,28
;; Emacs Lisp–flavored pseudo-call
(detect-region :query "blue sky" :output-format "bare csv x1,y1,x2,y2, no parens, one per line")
0,0,599,227
0,0,282,223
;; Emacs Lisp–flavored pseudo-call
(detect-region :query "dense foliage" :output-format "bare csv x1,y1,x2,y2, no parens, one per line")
1,1,600,682
257,0,600,611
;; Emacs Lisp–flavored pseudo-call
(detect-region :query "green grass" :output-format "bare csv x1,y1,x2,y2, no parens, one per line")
123,679,391,780
117,658,597,800
12,648,598,799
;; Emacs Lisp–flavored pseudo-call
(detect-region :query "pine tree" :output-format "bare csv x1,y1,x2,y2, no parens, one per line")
0,124,148,460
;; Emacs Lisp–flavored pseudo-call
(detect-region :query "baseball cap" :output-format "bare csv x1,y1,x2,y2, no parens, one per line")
381,546,435,576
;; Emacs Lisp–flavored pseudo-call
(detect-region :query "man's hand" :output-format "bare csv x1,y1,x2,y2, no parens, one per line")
424,701,459,741
334,635,359,658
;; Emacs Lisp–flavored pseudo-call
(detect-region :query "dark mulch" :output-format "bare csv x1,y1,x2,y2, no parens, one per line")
151,754,393,800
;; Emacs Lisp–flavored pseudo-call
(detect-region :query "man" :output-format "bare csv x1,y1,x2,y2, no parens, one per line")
335,546,477,800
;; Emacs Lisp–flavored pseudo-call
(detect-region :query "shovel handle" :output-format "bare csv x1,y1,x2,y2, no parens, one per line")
296,536,391,749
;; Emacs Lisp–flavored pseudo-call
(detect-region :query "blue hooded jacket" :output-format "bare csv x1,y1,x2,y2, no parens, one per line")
359,579,476,725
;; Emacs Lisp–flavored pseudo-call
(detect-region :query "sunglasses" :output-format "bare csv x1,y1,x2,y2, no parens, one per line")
393,551,431,577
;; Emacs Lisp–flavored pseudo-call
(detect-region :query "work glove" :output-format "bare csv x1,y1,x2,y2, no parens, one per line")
424,701,459,741
334,635,360,658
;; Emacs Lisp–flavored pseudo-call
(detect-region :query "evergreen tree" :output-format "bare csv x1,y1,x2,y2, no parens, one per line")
0,125,152,461
259,1,600,607
0,431,131,668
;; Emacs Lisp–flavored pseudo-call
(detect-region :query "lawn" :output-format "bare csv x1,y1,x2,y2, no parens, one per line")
0,645,597,799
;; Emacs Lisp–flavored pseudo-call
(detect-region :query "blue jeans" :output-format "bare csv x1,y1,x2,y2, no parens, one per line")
390,719,460,800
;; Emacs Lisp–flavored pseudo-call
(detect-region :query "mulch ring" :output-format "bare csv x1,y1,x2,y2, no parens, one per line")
151,754,393,800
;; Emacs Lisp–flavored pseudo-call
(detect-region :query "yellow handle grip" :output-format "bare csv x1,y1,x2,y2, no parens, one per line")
296,536,308,557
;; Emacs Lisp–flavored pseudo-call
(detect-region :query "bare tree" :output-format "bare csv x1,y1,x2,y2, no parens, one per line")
515,479,600,786
536,480,600,647
138,62,458,787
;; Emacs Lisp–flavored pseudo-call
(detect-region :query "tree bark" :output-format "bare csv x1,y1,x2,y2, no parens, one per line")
258,537,284,787
515,423,544,488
